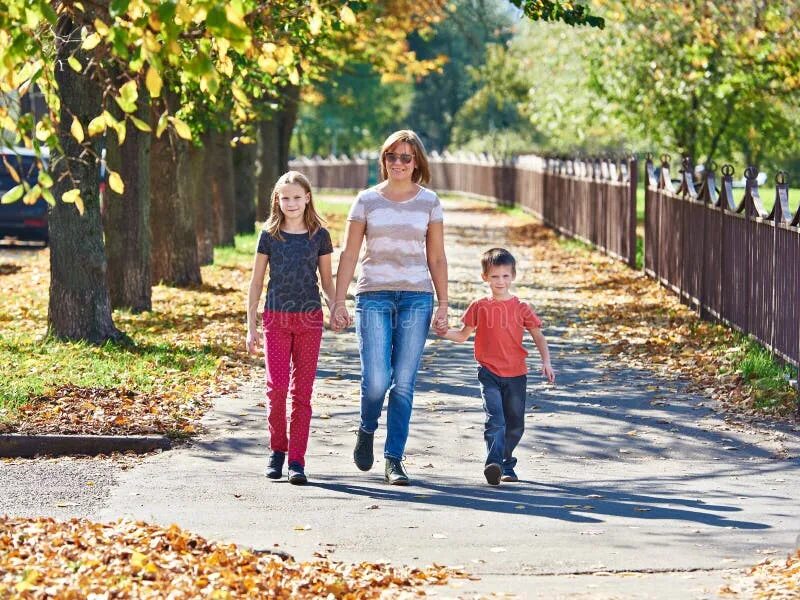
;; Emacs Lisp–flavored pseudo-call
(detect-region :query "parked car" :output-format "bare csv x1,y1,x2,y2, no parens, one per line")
0,147,48,244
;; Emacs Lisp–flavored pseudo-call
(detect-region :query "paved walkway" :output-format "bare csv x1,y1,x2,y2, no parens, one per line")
3,199,800,598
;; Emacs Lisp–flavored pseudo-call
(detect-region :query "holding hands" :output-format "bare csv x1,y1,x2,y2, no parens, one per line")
432,304,448,336
331,301,352,332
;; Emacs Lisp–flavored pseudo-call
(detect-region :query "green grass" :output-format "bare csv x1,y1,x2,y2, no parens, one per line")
729,338,798,412
493,203,535,222
315,194,354,215
0,334,219,410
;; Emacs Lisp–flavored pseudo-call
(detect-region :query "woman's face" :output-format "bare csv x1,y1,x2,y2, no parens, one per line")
384,142,416,183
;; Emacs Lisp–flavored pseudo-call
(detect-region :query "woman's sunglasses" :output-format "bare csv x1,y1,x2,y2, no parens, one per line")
385,152,414,164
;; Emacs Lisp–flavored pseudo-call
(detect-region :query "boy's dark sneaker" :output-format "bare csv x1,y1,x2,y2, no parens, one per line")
265,451,285,480
353,429,374,471
287,462,308,485
385,457,410,485
484,463,502,486
501,468,518,482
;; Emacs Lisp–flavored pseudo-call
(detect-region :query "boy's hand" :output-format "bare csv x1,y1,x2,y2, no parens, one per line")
542,363,556,384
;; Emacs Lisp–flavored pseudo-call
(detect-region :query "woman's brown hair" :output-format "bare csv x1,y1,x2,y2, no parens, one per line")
264,171,325,241
379,129,430,185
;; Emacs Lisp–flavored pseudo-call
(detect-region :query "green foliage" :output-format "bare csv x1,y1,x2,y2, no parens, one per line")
405,0,516,151
450,43,541,156
590,1,800,169
509,0,604,28
451,20,644,156
0,0,448,204
293,63,413,157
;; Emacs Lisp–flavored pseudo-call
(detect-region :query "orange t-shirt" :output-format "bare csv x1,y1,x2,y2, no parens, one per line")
462,296,542,377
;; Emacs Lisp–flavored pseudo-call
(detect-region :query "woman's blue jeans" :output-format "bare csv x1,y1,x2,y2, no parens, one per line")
355,291,433,460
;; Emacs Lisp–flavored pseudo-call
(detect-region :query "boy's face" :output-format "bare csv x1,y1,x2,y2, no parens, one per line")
481,264,515,295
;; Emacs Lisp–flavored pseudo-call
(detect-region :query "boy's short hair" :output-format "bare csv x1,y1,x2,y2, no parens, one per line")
481,248,516,275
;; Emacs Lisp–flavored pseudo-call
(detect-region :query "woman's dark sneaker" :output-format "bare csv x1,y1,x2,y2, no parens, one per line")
287,462,308,485
500,468,518,482
353,429,374,471
484,463,502,486
384,457,410,485
265,451,285,480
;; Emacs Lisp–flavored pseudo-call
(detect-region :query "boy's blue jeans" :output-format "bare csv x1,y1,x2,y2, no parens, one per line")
355,291,433,460
477,365,527,471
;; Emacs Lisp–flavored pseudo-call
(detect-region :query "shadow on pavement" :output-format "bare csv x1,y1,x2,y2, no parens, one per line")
309,477,769,530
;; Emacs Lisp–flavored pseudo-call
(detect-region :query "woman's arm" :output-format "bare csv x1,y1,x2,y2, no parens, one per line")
426,221,449,334
318,253,335,311
246,252,269,354
333,219,366,330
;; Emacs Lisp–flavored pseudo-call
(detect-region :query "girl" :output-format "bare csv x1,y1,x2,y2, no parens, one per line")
332,130,449,486
246,171,335,485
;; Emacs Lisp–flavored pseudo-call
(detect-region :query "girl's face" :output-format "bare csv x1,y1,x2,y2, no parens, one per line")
384,141,416,182
276,183,309,220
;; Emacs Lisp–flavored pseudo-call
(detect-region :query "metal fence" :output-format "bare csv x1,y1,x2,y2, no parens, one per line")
645,155,800,367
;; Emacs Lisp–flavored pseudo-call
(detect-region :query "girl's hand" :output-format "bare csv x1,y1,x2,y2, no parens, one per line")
246,329,260,355
331,302,351,332
542,363,556,384
432,304,448,335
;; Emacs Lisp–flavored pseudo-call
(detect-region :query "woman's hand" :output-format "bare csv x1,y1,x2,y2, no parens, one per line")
432,304,448,335
246,327,260,355
331,301,352,332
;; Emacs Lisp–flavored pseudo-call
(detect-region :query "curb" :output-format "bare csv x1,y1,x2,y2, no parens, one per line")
0,434,172,458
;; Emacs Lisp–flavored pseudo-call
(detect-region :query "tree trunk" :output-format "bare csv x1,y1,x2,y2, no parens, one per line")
233,140,258,234
257,119,280,222
189,142,214,265
48,13,122,343
257,84,300,221
150,126,201,286
104,100,152,312
206,128,236,246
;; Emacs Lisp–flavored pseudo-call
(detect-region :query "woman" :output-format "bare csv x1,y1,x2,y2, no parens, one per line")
332,130,449,485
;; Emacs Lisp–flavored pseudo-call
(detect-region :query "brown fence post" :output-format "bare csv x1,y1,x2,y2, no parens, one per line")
628,156,638,268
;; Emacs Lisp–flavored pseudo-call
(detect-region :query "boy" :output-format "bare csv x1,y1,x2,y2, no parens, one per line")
439,248,555,485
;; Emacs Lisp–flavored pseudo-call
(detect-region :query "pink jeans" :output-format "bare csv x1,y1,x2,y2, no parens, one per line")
263,309,323,467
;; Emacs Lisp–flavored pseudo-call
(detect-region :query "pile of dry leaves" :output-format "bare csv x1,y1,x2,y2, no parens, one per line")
0,516,463,598
8,386,205,436
720,550,800,598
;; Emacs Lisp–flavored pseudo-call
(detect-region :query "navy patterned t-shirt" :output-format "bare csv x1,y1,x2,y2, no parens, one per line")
257,228,333,312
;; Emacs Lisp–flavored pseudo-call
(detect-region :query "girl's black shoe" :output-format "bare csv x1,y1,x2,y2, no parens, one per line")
265,451,285,479
287,462,308,485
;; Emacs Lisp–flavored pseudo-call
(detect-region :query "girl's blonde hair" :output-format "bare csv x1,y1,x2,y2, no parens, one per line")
264,171,325,241
379,129,431,185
